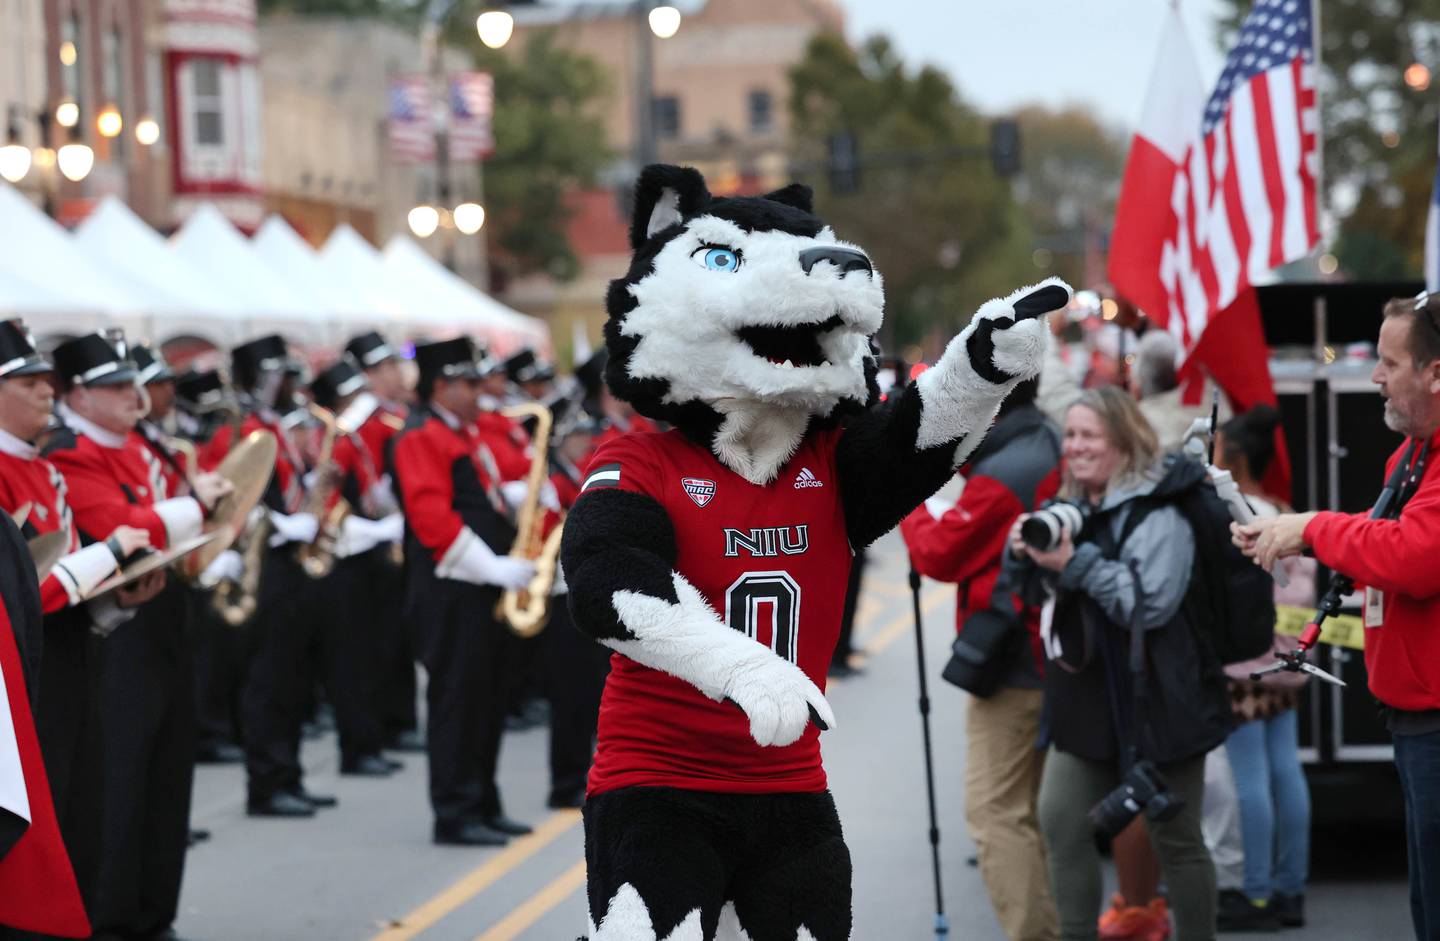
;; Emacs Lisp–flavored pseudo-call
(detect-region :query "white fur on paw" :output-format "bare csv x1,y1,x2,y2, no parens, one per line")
591,883,705,940
727,656,835,747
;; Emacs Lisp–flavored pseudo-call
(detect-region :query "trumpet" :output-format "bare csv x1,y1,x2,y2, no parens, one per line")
496,402,563,638
296,404,350,580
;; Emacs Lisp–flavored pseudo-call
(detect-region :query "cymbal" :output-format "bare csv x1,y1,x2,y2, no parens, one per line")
11,502,32,529
86,531,222,600
27,530,69,581
182,430,277,579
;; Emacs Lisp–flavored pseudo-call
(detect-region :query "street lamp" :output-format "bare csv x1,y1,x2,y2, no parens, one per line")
476,10,514,49
0,109,31,183
454,201,485,234
57,113,93,183
96,105,123,139
135,116,160,146
648,5,681,39
408,204,441,238
55,100,79,129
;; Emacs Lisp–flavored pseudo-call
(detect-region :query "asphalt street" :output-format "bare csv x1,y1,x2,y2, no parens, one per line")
175,529,1413,940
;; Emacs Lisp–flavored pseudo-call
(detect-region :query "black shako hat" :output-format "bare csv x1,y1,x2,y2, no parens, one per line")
52,331,139,388
415,336,485,393
232,334,291,391
311,359,368,412
175,368,228,414
131,344,175,385
344,331,398,370
0,320,53,379
503,348,555,385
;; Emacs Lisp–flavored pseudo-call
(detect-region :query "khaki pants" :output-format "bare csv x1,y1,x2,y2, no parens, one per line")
965,685,1059,941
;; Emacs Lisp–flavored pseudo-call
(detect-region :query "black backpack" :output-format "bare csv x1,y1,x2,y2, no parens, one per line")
1109,455,1275,665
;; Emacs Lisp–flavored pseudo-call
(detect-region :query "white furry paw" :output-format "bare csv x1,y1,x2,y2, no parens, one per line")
963,277,1070,385
726,656,836,747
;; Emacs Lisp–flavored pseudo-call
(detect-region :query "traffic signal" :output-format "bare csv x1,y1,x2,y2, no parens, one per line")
989,119,1021,178
827,131,860,195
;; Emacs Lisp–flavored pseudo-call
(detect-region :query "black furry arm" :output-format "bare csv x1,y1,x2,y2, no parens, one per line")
836,383,960,551
561,488,681,642
837,278,1069,550
560,485,837,746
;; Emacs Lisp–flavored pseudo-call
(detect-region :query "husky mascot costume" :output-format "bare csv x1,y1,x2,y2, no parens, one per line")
560,164,1070,940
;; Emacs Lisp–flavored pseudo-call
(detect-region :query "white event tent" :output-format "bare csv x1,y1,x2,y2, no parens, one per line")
316,224,420,340
170,204,331,348
73,196,249,348
251,215,392,346
381,235,550,355
0,182,150,338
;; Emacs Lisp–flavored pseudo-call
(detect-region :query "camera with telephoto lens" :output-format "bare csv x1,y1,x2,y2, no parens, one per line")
1088,759,1185,839
1020,500,1087,551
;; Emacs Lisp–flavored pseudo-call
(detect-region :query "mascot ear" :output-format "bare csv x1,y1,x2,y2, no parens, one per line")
631,164,711,249
762,183,814,213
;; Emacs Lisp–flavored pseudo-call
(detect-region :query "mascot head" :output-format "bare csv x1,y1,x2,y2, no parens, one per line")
604,165,883,453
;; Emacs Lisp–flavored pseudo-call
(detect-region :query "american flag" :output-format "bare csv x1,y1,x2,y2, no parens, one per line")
388,74,435,163
1425,123,1440,292
447,72,494,163
1109,0,1320,355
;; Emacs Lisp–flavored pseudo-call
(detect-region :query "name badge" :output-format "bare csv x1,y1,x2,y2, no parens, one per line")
1364,587,1385,628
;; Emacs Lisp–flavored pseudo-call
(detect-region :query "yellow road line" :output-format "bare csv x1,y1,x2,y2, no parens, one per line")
472,859,588,941
862,588,950,657
862,578,910,600
368,810,582,941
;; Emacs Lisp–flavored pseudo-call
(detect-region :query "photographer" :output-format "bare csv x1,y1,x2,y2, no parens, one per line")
1234,295,1440,941
1007,386,1231,941
900,376,1062,941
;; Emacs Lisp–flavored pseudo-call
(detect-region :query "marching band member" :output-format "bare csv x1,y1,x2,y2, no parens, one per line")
199,334,333,818
390,337,535,846
308,359,404,777
342,330,422,753
48,331,231,941
0,323,145,915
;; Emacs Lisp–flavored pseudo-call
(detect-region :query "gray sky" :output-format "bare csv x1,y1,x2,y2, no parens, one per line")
839,0,1229,133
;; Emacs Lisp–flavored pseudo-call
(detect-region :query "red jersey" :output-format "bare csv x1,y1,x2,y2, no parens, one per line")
583,427,851,797
1305,428,1440,712
200,414,305,513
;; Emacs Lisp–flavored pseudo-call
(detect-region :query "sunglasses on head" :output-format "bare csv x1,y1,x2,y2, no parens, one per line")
1413,291,1440,335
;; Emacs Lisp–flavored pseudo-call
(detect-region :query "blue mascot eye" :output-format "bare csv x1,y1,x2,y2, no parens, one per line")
694,247,741,273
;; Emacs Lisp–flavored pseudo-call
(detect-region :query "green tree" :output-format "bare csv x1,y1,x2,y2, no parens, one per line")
1010,105,1127,290
459,30,613,287
1216,0,1440,279
787,33,1038,352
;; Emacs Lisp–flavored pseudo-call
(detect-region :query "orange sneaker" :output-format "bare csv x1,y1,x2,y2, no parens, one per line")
1097,893,1172,941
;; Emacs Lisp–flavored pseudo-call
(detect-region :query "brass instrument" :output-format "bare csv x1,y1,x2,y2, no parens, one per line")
497,402,563,638
295,404,350,580
166,436,199,482
212,509,269,627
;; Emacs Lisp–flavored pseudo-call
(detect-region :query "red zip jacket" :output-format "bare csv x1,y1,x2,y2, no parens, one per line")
1304,427,1440,711
899,406,1061,674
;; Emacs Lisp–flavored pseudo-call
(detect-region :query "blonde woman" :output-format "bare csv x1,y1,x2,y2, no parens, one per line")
1005,386,1232,941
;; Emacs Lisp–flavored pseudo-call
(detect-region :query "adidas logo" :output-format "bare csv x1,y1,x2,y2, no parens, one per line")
794,467,824,489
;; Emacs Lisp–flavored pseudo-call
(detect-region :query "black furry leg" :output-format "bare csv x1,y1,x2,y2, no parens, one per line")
584,788,852,940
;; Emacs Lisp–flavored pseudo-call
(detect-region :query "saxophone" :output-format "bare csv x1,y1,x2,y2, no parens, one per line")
296,404,350,580
496,402,563,638
211,508,269,627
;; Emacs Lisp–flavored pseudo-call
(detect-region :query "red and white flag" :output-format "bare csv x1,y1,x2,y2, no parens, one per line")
1109,0,1319,356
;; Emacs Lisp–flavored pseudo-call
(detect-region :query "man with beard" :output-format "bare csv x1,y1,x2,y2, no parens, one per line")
1236,293,1440,939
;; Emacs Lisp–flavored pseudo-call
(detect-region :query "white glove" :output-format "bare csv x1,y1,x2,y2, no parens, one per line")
500,480,530,512
200,549,245,587
336,514,405,558
436,527,536,589
483,555,538,591
267,511,320,547
367,475,401,518
538,481,560,514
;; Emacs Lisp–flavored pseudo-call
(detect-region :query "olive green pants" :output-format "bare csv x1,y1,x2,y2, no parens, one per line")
1038,748,1215,941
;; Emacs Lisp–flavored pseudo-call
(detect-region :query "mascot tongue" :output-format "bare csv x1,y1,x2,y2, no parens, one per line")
737,315,844,368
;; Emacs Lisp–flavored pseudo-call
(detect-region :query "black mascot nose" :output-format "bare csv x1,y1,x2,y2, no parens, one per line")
799,247,872,278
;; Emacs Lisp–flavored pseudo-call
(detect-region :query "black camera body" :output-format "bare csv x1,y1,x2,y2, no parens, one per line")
1088,758,1186,839
1020,499,1086,551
